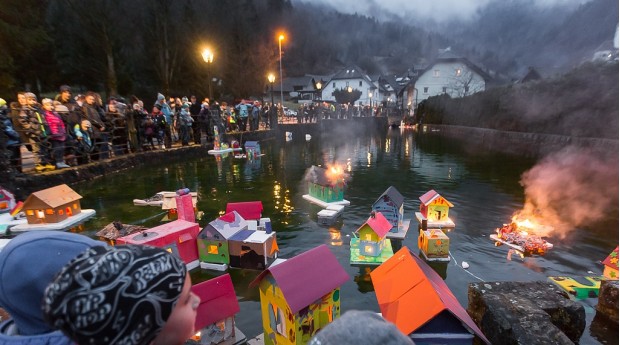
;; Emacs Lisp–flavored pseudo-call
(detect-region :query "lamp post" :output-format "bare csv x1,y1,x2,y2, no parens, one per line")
278,34,284,107
268,73,275,127
202,48,214,100
316,81,322,101
368,91,373,116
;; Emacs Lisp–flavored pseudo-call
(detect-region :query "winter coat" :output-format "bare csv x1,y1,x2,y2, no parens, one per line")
18,106,50,140
0,320,74,345
1,110,20,146
44,110,66,141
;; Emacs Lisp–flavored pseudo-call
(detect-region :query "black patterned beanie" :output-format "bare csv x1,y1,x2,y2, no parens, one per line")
43,245,187,345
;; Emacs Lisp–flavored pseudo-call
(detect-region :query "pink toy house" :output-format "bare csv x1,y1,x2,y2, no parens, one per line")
226,201,263,221
192,274,243,344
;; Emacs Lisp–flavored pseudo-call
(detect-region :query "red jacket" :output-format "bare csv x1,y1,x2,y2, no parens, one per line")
44,110,66,141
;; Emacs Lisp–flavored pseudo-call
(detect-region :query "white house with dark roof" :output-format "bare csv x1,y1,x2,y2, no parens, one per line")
321,65,376,104
403,48,491,111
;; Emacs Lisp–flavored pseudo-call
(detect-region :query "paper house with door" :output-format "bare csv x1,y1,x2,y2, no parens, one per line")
302,165,350,207
371,247,490,345
228,229,278,270
226,201,263,221
21,184,82,224
244,141,261,159
192,274,242,344
350,212,394,266
0,187,16,214
416,190,455,229
161,191,198,220
418,228,450,262
372,186,411,239
602,246,619,280
197,211,248,271
249,245,350,345
116,219,200,270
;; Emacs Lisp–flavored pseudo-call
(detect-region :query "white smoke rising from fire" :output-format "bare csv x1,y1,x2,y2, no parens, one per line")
514,146,618,239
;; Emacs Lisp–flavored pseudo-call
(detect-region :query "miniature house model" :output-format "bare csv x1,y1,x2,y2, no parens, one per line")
244,141,261,159
355,211,392,257
197,210,278,271
198,211,249,270
372,186,404,232
22,184,82,224
192,274,242,344
250,245,350,345
371,247,490,345
0,187,16,214
602,246,618,280
117,193,200,270
305,165,346,204
418,228,450,262
416,190,455,229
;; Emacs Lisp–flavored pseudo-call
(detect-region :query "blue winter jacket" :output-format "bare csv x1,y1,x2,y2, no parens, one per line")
0,320,74,345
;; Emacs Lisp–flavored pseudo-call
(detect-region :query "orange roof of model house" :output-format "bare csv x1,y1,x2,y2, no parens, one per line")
602,246,619,271
23,184,82,209
419,190,453,207
370,246,490,344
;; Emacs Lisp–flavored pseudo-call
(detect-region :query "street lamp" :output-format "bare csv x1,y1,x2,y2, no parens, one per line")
278,34,285,107
316,81,322,101
368,91,373,116
202,48,214,100
268,73,276,128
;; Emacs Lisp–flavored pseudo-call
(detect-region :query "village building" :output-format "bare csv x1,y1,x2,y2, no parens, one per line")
320,65,376,105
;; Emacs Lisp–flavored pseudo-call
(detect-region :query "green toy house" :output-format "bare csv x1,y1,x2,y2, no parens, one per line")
302,166,350,207
197,211,247,271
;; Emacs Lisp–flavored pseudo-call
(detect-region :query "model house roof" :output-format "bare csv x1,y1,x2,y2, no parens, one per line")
23,184,82,209
192,273,240,330
419,190,453,207
226,201,263,221
371,247,490,344
374,186,404,208
199,211,247,240
602,246,619,270
355,212,392,238
249,244,349,314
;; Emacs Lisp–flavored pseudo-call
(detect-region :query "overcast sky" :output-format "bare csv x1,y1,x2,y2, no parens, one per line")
296,0,590,23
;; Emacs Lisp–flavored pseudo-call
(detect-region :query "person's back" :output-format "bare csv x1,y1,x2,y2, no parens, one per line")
0,231,105,345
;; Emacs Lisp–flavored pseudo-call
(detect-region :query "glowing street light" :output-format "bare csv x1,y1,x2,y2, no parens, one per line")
316,81,322,101
202,48,214,100
368,91,373,116
268,73,275,106
278,34,285,107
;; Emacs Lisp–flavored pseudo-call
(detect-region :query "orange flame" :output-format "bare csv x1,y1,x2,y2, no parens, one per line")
325,163,345,185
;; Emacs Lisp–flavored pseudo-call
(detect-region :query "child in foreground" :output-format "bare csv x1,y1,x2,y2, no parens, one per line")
43,244,200,345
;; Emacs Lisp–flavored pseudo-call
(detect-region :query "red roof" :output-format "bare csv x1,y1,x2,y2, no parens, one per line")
249,245,349,314
192,274,240,330
419,190,453,207
371,246,489,344
356,212,392,238
226,201,263,220
602,246,619,270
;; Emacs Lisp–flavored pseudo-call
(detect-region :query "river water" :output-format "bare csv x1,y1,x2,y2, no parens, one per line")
74,127,618,344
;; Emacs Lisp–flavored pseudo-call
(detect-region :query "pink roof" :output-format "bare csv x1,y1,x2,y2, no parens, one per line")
192,274,240,330
419,190,453,207
356,212,392,238
249,245,349,314
226,201,263,220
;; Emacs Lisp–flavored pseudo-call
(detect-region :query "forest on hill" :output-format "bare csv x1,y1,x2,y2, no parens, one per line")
0,0,616,101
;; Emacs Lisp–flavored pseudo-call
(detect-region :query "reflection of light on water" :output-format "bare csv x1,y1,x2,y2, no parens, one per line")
385,138,390,153
448,167,452,179
405,140,409,156
273,181,294,215
233,164,240,179
328,227,342,246
346,158,352,173
367,152,372,167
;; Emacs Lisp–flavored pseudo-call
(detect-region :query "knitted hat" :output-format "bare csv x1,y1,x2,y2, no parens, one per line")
59,85,71,92
0,232,105,335
309,310,415,345
157,93,165,101
43,245,187,345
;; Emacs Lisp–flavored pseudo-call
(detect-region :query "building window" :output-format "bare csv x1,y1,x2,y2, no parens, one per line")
272,304,287,338
442,87,447,93
433,70,440,77
73,203,78,209
208,245,219,254
423,87,429,94
58,209,64,215
26,210,34,216
346,82,349,87
456,68,462,76
359,81,362,87
333,82,336,88
46,209,54,215
364,233,372,241
36,210,44,219
465,86,469,93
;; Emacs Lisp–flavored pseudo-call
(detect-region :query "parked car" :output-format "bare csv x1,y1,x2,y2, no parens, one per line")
283,107,297,117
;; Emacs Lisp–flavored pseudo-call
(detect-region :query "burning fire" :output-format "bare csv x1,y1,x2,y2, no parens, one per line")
325,163,346,185
492,214,554,256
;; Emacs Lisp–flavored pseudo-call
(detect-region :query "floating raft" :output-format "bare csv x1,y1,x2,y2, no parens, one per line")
0,213,27,235
302,194,350,208
490,234,553,255
415,212,455,229
317,204,345,225
200,262,228,271
385,219,412,240
208,147,242,155
10,209,96,232
350,237,394,266
548,276,604,299
96,222,148,245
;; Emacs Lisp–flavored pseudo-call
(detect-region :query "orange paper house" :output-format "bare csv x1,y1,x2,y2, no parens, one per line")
21,184,82,224
370,246,490,344
602,246,619,280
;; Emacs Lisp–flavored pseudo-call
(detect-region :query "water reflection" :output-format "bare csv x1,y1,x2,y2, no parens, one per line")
353,266,375,293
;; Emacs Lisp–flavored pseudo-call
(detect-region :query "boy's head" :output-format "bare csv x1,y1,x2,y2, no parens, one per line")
41,98,54,111
0,232,105,335
43,244,199,345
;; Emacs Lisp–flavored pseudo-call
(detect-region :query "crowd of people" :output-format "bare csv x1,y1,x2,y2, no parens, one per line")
0,86,284,174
